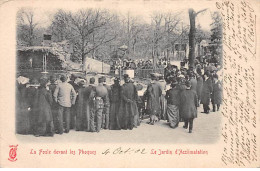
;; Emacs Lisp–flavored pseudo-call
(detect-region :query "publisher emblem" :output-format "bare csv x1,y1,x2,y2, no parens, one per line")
8,145,18,162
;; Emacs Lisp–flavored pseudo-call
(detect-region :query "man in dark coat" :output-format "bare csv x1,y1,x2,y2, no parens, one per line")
68,74,79,130
109,77,121,130
119,74,139,130
144,73,162,125
101,76,111,129
201,72,213,114
34,77,54,137
212,74,222,112
179,80,198,133
26,78,39,134
189,72,197,92
75,80,87,131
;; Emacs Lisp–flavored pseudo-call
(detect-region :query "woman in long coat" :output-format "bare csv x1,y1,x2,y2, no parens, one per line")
201,72,213,114
165,81,180,128
34,77,54,137
75,81,88,131
179,81,198,133
212,74,222,112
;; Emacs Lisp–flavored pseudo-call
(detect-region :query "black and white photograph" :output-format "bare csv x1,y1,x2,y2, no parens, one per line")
0,0,259,168
15,3,223,143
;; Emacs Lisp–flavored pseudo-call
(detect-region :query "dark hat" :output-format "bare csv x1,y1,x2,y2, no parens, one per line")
102,76,107,82
89,77,95,84
60,75,67,82
185,80,191,87
124,74,129,79
78,80,85,86
114,77,120,82
50,75,57,83
30,78,39,85
98,77,104,83
39,76,49,86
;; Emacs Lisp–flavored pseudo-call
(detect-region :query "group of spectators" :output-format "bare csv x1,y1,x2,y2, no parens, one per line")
16,73,141,137
16,56,222,136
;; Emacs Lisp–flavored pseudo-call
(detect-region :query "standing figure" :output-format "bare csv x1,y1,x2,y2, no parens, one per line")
34,77,54,137
109,77,121,130
68,74,79,130
26,78,39,134
16,76,30,135
165,80,180,128
158,75,167,120
53,75,77,134
75,80,87,131
119,74,139,129
48,75,58,133
94,77,108,132
102,76,111,130
144,73,162,125
86,77,97,132
179,81,198,133
212,74,222,112
196,69,203,105
201,72,213,114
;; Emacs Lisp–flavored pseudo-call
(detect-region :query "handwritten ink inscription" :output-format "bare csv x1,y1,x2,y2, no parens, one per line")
216,0,257,167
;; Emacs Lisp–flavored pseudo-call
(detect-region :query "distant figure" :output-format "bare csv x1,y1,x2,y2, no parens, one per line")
179,80,198,133
212,74,222,112
165,80,180,128
119,74,139,129
53,75,77,134
34,77,54,137
109,77,121,130
201,71,213,114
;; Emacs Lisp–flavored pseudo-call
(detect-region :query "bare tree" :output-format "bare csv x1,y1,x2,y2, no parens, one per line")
188,8,207,68
63,9,117,63
17,9,38,46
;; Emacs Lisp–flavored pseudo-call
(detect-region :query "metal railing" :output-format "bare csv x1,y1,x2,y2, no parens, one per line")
110,68,164,79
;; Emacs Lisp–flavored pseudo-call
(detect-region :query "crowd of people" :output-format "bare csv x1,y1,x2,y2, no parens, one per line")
16,59,222,137
110,58,167,71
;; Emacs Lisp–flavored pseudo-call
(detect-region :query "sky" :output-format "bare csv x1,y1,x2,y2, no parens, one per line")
22,0,217,31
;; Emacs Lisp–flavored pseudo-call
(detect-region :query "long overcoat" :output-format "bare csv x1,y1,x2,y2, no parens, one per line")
212,80,222,104
201,78,213,105
179,89,198,120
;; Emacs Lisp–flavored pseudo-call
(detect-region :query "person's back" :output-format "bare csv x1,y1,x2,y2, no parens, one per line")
95,84,108,98
190,77,197,92
166,88,180,106
122,82,137,101
54,82,76,107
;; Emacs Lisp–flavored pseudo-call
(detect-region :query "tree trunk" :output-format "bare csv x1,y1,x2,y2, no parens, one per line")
188,9,196,68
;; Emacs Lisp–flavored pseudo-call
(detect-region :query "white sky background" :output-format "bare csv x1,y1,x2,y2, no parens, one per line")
21,0,217,31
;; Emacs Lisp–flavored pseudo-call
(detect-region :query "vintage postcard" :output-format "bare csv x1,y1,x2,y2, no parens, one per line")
0,0,259,168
